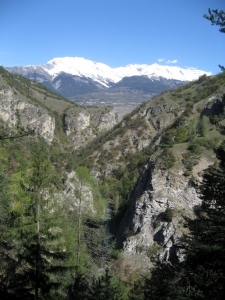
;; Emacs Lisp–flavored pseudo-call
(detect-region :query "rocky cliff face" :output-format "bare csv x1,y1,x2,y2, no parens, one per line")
116,151,214,272
63,107,118,149
143,103,180,131
0,86,55,143
55,171,96,214
0,83,118,148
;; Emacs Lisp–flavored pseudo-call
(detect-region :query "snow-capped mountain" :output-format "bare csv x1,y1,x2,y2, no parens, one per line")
6,57,212,100
41,57,211,86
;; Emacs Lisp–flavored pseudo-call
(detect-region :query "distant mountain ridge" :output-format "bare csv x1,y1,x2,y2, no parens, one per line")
6,57,212,107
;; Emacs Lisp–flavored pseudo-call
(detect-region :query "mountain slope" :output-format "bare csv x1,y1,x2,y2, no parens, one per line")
72,71,225,273
6,57,211,102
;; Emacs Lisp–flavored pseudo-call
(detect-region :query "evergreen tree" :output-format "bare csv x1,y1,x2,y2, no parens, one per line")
128,277,145,300
6,144,70,299
144,261,186,300
0,166,25,299
64,167,109,273
204,9,225,34
66,269,90,300
198,115,210,137
88,269,128,300
204,9,225,70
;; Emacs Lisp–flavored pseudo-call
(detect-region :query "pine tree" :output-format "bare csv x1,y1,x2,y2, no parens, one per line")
66,269,90,300
204,9,225,70
88,269,128,300
0,165,25,299
6,144,70,299
204,9,225,34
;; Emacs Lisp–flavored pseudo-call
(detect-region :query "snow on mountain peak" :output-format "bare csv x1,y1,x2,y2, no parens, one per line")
38,57,211,86
43,57,115,87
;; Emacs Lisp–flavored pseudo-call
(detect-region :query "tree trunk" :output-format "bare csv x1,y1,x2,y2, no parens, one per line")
35,203,40,300
77,188,82,267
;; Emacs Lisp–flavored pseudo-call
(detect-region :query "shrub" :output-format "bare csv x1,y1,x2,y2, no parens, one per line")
152,218,161,229
175,125,188,143
182,151,199,171
159,149,176,169
147,243,161,258
187,143,201,155
136,244,145,253
198,116,210,137
164,207,174,222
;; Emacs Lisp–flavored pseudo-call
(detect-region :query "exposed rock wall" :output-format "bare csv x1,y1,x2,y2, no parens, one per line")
63,107,118,149
55,171,96,214
143,104,181,131
116,152,211,271
0,85,118,148
0,86,55,143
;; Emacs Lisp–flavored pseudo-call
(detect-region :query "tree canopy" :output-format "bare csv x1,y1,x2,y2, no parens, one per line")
204,8,225,70
204,9,225,33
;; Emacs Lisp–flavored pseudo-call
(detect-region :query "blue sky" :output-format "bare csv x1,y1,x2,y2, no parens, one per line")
0,0,224,74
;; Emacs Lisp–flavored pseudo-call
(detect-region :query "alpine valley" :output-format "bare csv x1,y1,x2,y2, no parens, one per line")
6,57,211,117
0,63,225,299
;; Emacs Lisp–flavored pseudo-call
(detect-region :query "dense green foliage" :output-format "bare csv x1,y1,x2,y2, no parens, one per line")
0,135,109,299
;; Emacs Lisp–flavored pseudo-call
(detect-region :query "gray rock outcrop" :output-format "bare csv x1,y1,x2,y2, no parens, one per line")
55,171,97,215
63,107,118,149
0,86,55,143
116,153,212,271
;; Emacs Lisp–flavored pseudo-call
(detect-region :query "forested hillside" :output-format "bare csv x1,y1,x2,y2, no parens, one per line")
0,60,225,299
0,67,120,299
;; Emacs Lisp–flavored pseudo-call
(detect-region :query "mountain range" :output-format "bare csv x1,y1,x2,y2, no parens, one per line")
6,57,211,112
